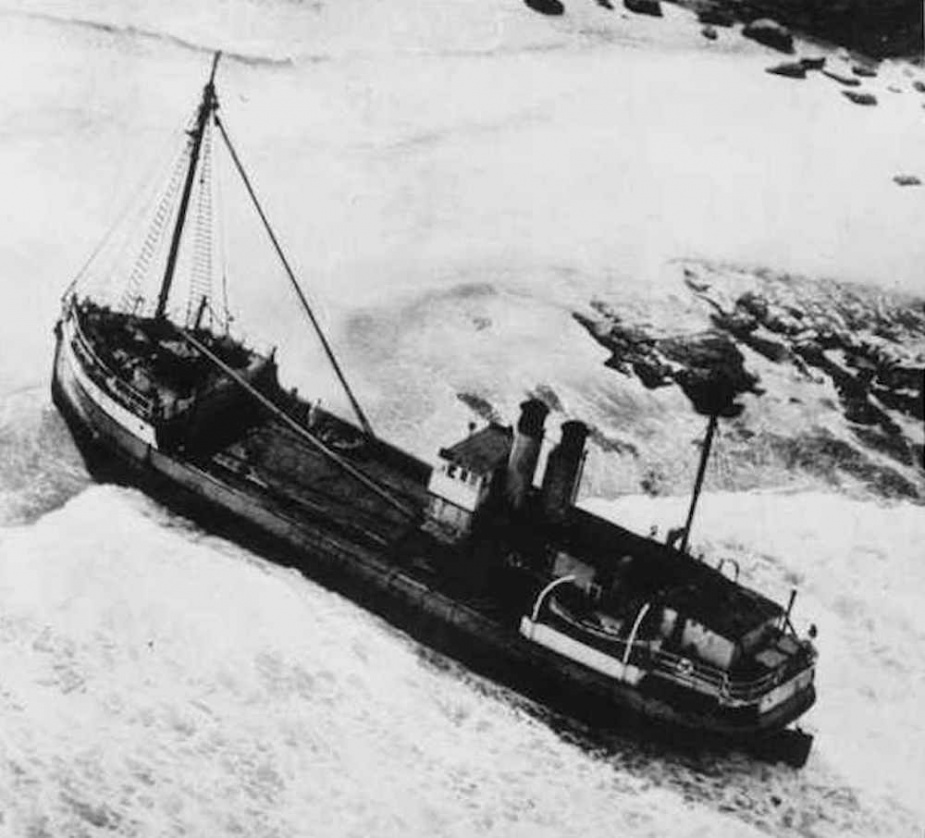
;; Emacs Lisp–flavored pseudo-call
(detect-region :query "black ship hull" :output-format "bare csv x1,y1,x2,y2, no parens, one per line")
51,317,816,766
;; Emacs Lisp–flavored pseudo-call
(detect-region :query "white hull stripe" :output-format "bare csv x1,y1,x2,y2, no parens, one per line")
520,617,645,686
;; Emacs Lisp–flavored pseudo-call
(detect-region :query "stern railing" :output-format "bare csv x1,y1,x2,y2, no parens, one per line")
530,594,813,705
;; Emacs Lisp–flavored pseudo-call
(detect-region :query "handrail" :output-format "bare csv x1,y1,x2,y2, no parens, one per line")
622,602,651,666
530,575,577,623
530,593,808,703
67,304,155,419
638,644,791,700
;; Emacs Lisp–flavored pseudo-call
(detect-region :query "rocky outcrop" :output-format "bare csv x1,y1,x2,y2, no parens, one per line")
823,69,862,87
683,265,924,474
696,5,734,26
767,61,806,79
800,56,826,70
679,0,921,57
743,18,794,53
574,303,761,418
523,0,565,15
894,174,921,186
574,264,924,499
842,90,878,105
624,0,663,17
852,63,878,77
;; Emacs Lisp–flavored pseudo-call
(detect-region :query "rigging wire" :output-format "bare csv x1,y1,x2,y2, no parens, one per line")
174,325,415,521
214,115,233,333
184,117,216,329
119,147,188,315
214,113,375,439
63,124,187,304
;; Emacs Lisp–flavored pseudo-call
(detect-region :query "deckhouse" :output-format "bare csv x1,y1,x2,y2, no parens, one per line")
426,423,512,536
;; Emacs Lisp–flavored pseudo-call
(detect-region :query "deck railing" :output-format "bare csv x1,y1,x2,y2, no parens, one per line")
68,304,156,420
535,603,809,705
640,644,788,702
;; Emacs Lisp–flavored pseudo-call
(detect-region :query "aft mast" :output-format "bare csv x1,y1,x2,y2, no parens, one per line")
154,52,222,321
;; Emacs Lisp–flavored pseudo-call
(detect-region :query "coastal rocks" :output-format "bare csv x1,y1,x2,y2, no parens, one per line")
742,19,794,53
822,69,861,87
522,0,565,15
575,266,924,499
768,56,826,80
664,334,762,417
624,0,663,17
573,303,760,418
701,25,718,40
682,0,919,57
681,264,925,483
852,63,878,78
696,5,734,26
894,174,922,186
913,80,925,93
800,56,826,71
842,90,878,106
766,62,806,80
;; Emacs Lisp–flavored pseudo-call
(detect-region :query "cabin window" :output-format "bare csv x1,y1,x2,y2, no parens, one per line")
447,464,457,478
588,582,603,603
460,468,469,482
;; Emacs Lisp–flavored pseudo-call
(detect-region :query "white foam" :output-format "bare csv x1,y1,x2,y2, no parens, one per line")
0,487,777,837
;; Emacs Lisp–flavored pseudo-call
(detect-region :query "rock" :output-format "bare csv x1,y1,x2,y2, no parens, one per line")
852,63,878,77
893,174,922,186
737,291,770,322
822,69,861,86
913,80,925,93
712,310,758,335
660,333,762,417
523,0,565,14
767,61,807,79
697,6,734,26
743,19,794,53
800,56,826,70
888,85,902,93
624,0,662,17
842,90,878,106
745,328,791,363
633,359,673,388
702,24,718,40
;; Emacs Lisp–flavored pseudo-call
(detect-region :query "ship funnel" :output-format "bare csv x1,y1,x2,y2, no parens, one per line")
541,420,589,522
505,399,549,510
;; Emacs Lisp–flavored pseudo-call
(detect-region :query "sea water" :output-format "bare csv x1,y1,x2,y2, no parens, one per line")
0,1,923,834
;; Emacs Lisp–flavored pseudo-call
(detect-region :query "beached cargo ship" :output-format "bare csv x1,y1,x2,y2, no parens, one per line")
51,54,817,765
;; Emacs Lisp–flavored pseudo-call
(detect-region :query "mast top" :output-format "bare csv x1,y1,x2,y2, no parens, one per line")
208,51,222,87
153,52,223,321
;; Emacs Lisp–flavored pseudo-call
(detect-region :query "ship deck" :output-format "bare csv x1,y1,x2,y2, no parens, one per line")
205,414,431,550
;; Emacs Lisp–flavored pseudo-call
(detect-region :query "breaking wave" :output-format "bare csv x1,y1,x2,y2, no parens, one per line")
0,485,921,836
0,387,89,525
